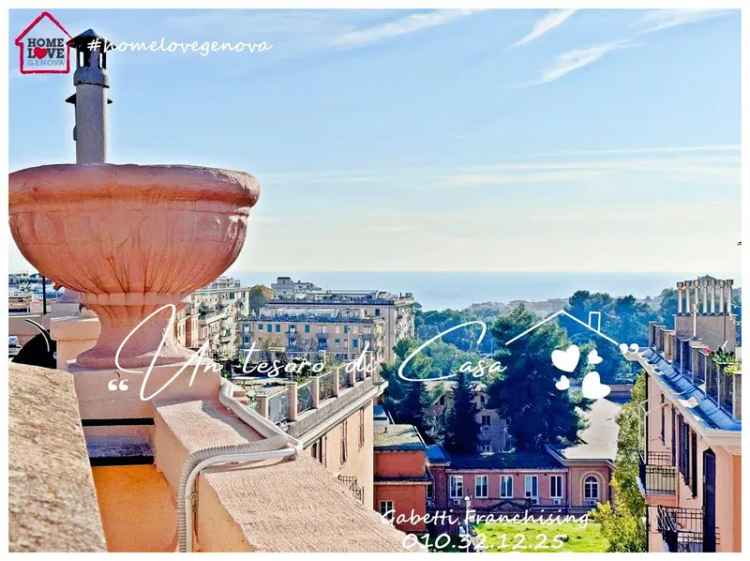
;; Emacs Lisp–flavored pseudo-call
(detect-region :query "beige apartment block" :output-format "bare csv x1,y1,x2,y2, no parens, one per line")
240,313,386,364
624,275,741,553
260,278,416,363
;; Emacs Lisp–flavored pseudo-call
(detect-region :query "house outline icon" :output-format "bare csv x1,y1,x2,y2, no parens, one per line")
504,309,621,347
14,11,72,75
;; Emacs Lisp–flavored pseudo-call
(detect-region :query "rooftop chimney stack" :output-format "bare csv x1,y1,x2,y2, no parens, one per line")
66,29,112,164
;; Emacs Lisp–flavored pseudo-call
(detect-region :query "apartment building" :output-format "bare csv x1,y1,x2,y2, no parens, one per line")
624,275,741,552
427,397,618,526
239,310,386,364
374,424,431,533
232,355,386,509
260,278,416,363
425,380,512,454
186,277,251,360
271,276,322,298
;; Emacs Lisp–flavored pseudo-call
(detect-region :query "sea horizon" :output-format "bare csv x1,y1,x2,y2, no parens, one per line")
229,270,742,311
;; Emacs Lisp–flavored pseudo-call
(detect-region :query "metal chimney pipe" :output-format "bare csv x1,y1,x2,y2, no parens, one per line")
66,29,111,164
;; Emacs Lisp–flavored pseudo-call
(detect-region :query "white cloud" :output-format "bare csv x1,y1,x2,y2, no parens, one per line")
437,154,740,188
532,145,740,157
332,10,473,48
511,9,576,48
635,9,732,34
530,40,631,85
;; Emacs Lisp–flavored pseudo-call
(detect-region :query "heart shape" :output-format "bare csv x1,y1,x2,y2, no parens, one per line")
587,349,603,365
581,371,611,400
33,46,48,59
551,344,580,373
555,375,570,391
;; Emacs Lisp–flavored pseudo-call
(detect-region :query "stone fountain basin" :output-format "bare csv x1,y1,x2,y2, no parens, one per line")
10,164,259,295
9,163,260,369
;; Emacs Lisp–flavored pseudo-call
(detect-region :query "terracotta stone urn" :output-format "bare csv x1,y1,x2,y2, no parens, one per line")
9,164,259,369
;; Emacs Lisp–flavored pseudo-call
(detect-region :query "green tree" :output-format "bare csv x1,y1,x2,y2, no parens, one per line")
247,284,273,316
444,370,480,453
398,381,430,437
563,291,654,383
487,305,588,451
592,372,647,552
657,288,677,326
380,337,431,422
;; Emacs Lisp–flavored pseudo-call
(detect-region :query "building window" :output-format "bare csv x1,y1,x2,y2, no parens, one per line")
583,475,599,504
427,482,434,499
475,475,488,498
690,431,698,497
524,475,538,503
266,323,272,332
550,475,563,498
500,476,513,498
353,339,359,348
275,324,281,333
481,414,491,426
719,366,734,416
379,500,394,521
706,359,719,402
449,475,464,499
340,420,348,465
660,394,665,444
480,443,492,453
695,352,706,386
258,324,263,331
358,408,365,449
678,414,690,483
311,438,325,465
375,308,380,316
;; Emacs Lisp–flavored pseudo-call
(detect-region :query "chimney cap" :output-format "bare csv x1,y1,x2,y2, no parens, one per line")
67,29,114,51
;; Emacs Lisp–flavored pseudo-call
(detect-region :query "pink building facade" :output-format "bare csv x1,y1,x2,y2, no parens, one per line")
625,276,741,553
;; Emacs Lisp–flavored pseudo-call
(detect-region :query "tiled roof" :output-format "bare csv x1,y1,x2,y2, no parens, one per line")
426,444,450,465
374,424,425,451
639,347,741,432
552,398,621,462
446,450,564,470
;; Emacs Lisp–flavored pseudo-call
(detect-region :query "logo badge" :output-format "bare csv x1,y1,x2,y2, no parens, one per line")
14,11,71,74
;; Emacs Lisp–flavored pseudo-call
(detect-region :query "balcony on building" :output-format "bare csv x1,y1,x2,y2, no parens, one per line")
231,350,385,441
638,451,677,496
657,505,718,552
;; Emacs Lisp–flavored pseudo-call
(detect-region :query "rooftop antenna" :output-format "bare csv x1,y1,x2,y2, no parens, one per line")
65,29,113,164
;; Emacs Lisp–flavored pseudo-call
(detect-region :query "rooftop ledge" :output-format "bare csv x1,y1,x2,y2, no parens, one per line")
153,393,411,552
9,364,106,552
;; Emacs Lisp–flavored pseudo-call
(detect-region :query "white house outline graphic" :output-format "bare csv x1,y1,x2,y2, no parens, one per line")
504,309,621,347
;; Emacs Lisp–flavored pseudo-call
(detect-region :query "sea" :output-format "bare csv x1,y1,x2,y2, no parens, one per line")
230,271,740,312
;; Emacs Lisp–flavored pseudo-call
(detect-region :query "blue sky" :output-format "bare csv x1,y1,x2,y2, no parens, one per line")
8,9,741,275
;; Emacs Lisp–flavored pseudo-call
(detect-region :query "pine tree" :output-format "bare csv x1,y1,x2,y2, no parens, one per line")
444,370,480,453
398,381,429,438
487,305,588,451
